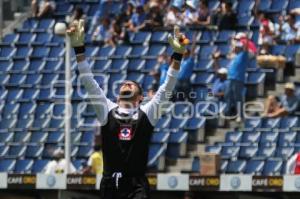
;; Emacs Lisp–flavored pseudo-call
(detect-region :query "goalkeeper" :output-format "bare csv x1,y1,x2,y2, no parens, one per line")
67,20,188,199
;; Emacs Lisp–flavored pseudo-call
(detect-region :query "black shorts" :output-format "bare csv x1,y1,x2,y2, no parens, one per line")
100,176,150,199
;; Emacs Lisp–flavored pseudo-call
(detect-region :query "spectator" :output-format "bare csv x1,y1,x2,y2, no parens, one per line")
89,0,112,33
44,149,76,174
121,2,136,25
212,68,228,101
92,17,112,45
165,5,184,26
143,4,164,29
150,54,171,86
67,7,84,24
212,1,237,30
233,32,257,57
197,0,211,26
278,13,300,43
110,17,130,46
224,41,248,120
182,0,199,26
32,0,55,18
83,145,103,174
257,12,275,45
127,5,147,32
263,83,299,118
286,152,300,174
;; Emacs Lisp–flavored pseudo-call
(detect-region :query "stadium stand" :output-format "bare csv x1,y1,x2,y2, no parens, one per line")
0,0,299,178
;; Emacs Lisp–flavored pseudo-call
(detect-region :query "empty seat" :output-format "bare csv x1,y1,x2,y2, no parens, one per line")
151,31,168,43
130,45,149,57
260,131,278,145
226,160,246,173
47,132,64,143
262,159,283,176
0,159,16,172
8,74,26,86
257,146,276,158
278,132,297,146
239,146,258,159
31,159,49,173
76,146,93,158
18,102,36,117
22,88,39,100
147,45,166,57
242,131,261,144
108,59,128,72
131,32,151,44
276,147,294,160
7,145,26,157
114,45,132,57
244,159,264,174
225,131,243,143
49,46,65,57
151,132,170,143
31,46,50,58
0,60,13,72
17,33,36,44
34,32,52,43
85,46,99,57
0,46,15,58
25,145,44,158
0,132,13,143
43,60,63,72
13,132,30,142
221,146,240,159
36,19,55,31
14,159,33,173
28,59,45,72
29,132,47,143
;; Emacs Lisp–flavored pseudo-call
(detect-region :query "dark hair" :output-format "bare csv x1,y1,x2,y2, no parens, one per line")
94,145,101,151
74,7,84,20
289,13,296,21
128,80,143,96
201,0,208,7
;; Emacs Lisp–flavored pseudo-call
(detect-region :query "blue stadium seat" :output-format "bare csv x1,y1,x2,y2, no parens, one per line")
151,31,168,43
194,59,213,71
108,59,128,72
199,31,214,43
127,58,145,71
0,132,13,143
31,159,49,173
22,88,39,100
2,33,18,44
278,132,297,147
0,145,9,156
127,72,144,83
91,59,111,72
7,145,26,158
0,88,8,100
151,132,170,143
0,159,16,172
288,0,300,11
268,0,288,12
237,0,255,15
30,132,47,143
15,118,33,129
271,45,286,55
47,132,64,143
169,117,188,130
148,143,167,169
221,146,240,159
260,131,279,146
7,89,23,101
239,146,258,159
226,160,246,173
0,60,12,72
76,146,93,158
28,59,45,72
147,45,166,57
216,30,235,43
2,102,19,117
25,145,44,158
8,74,26,86
205,145,222,154
142,75,155,90
199,45,217,59
244,118,262,129
0,46,15,58
257,146,276,158
33,32,52,44
262,159,283,176
285,45,300,62
41,74,59,86
242,131,261,144
97,46,115,58
18,102,36,117
80,131,94,144
14,159,33,173
43,60,63,72
130,45,149,57
279,117,298,129
244,159,264,174
48,46,65,58
32,118,51,130
191,73,214,85
225,131,243,143
21,18,38,30
31,46,50,58
173,103,191,116
36,19,55,31
14,46,32,58
113,45,132,57
11,59,29,72
155,115,171,130
13,132,30,142
276,147,294,160
131,32,151,44
258,0,271,11
17,33,36,44
259,118,281,130
143,58,157,72
55,2,73,15
85,46,99,57
191,157,200,172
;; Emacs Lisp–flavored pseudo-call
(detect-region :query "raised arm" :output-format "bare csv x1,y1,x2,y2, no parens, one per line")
141,26,188,126
68,20,117,125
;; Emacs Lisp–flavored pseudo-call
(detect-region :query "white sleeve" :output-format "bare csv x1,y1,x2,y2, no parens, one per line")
87,156,92,166
44,161,55,175
286,154,298,174
70,163,77,173
78,60,117,126
141,67,178,126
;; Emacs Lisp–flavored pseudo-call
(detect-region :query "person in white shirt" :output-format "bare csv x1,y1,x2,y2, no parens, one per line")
44,149,76,174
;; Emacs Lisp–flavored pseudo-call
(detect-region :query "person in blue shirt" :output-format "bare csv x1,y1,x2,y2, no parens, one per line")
263,83,299,117
128,5,147,32
212,68,228,101
224,41,249,119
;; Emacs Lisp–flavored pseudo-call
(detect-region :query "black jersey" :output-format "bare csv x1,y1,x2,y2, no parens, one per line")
101,108,154,176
